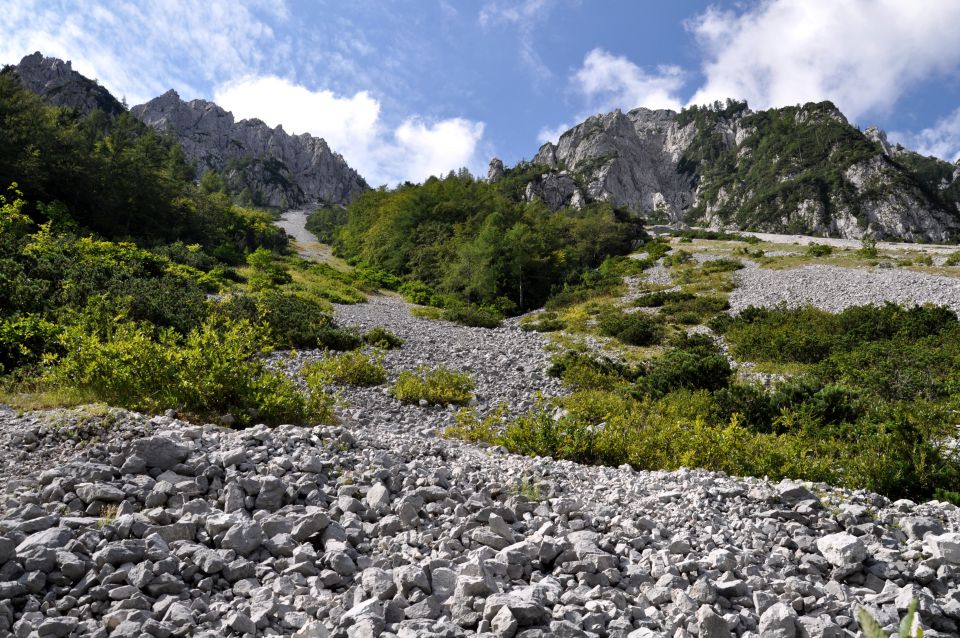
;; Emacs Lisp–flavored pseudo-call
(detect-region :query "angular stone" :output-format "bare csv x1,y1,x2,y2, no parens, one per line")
131,436,190,470
221,520,263,556
816,532,866,566
925,533,960,564
696,605,731,638
759,602,798,638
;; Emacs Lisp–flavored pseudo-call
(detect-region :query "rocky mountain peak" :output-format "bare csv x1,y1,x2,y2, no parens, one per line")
132,90,366,208
487,158,505,183
521,100,960,241
12,52,125,117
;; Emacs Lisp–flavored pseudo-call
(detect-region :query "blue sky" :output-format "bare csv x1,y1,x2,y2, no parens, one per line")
4,0,960,185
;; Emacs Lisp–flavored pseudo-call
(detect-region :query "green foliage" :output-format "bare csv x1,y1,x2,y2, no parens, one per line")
597,310,662,346
634,290,694,307
363,326,404,349
337,172,643,312
305,350,387,387
806,243,834,257
858,598,924,638
639,334,732,396
0,73,285,251
215,292,343,350
858,237,879,258
0,314,60,373
443,303,503,328
44,315,331,426
392,366,475,405
398,280,445,306
944,251,960,267
700,258,744,274
305,205,348,243
520,312,565,333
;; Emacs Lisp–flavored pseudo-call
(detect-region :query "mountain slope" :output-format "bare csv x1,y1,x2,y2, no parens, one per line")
132,90,368,208
10,52,367,210
11,52,125,118
521,100,960,241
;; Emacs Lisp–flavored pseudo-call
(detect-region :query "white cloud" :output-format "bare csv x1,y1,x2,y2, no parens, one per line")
214,76,380,157
213,76,486,185
574,48,685,113
890,108,960,163
479,0,554,79
686,0,960,122
536,48,685,146
0,0,287,104
537,122,572,144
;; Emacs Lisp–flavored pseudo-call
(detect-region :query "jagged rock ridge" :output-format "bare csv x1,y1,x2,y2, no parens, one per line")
519,101,960,242
11,52,125,118
11,53,368,209
132,91,368,208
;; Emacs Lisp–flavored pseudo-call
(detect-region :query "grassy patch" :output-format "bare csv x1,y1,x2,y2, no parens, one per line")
363,326,404,349
392,366,475,405
305,350,387,387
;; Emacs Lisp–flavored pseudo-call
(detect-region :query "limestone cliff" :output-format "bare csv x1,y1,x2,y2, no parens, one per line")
523,100,960,241
12,52,124,117
132,91,367,208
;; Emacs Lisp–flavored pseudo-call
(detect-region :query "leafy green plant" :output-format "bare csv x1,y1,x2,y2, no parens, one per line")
806,243,833,257
858,237,879,258
443,303,502,328
597,310,662,346
857,598,923,638
363,326,404,349
392,366,475,405
305,350,387,387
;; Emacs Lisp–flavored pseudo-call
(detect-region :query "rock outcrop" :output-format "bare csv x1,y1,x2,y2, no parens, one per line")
132,90,367,208
12,52,124,117
524,102,960,242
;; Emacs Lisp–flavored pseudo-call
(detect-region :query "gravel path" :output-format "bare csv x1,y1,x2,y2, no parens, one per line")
734,231,960,254
729,264,960,315
275,209,338,263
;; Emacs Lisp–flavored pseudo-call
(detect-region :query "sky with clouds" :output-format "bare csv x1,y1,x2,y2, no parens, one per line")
4,0,960,185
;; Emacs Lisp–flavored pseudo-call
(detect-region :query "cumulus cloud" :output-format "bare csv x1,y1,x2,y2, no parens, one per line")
890,108,960,163
686,0,960,121
574,48,685,113
0,0,287,104
213,76,486,185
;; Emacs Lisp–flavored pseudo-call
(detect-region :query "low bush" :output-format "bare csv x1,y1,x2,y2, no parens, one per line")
857,237,879,258
945,251,960,266
805,243,833,257
520,317,565,332
44,315,333,426
639,336,732,396
700,258,744,274
363,326,404,349
0,314,60,373
443,303,502,329
305,350,387,387
597,310,662,346
392,366,475,405
633,290,694,307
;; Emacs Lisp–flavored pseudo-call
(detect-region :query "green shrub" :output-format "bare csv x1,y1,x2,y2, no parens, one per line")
399,280,444,306
305,350,387,387
700,258,744,273
363,326,404,349
660,294,729,322
945,251,960,266
805,243,833,257
857,237,879,258
520,317,565,332
640,343,732,396
634,290,694,307
44,316,331,426
0,314,60,373
443,304,502,329
246,248,292,290
663,250,692,267
597,310,662,346
392,366,475,405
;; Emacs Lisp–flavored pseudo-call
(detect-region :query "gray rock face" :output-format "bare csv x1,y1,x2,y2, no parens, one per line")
130,90,367,208
527,104,960,241
13,52,125,117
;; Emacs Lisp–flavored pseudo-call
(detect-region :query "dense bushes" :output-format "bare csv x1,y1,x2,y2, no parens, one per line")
453,304,960,502
597,310,662,346
336,172,644,313
44,315,334,426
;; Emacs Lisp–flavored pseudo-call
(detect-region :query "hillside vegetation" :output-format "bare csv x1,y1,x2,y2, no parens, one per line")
322,168,644,319
0,71,377,424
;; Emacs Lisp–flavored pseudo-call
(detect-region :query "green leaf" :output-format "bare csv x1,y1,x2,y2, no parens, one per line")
857,606,889,638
